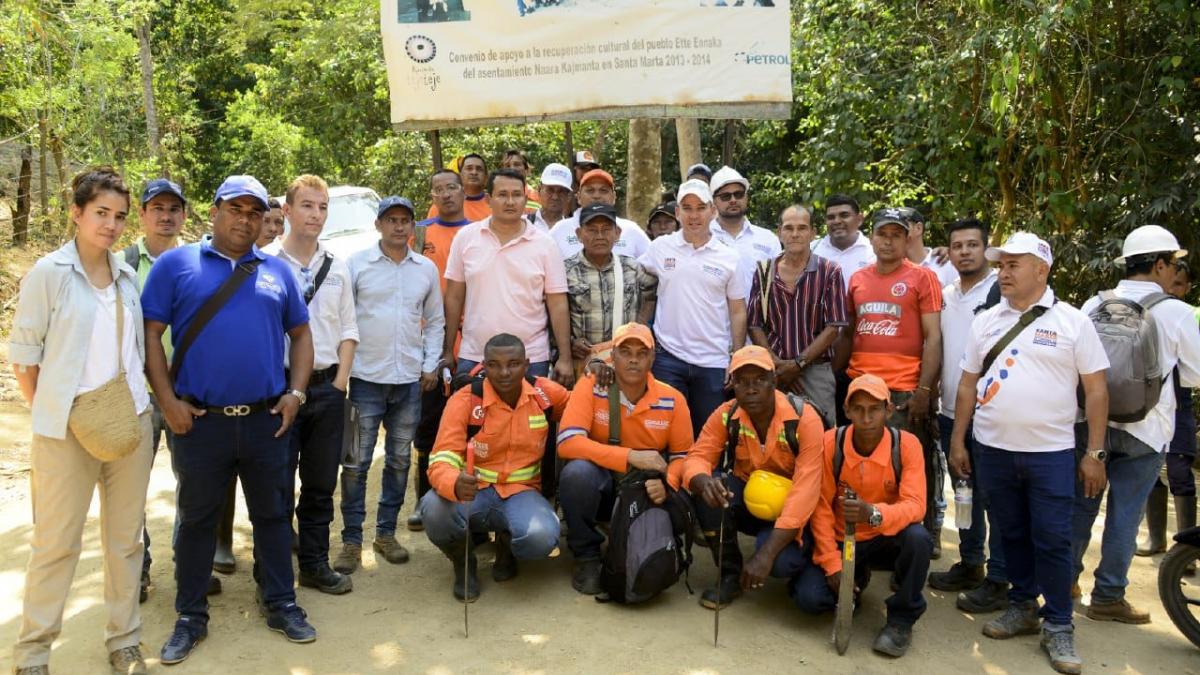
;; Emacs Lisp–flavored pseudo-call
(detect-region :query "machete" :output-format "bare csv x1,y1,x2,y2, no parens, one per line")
463,441,475,638
833,487,857,655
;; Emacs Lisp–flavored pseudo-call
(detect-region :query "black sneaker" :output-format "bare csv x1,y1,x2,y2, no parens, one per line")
699,575,742,610
872,622,913,657
957,579,1010,613
266,602,317,643
572,559,603,595
928,563,986,592
492,531,518,582
299,564,353,595
160,617,207,665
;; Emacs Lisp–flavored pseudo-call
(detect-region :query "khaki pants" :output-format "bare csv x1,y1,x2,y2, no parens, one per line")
12,412,153,668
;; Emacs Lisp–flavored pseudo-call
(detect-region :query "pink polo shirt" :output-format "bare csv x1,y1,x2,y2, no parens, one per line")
445,218,568,362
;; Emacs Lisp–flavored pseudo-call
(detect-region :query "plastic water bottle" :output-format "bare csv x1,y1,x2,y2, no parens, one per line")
954,480,973,530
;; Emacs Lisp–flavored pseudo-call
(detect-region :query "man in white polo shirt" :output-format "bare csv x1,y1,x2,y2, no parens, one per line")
948,232,1109,675
529,163,573,232
639,179,749,434
1071,225,1200,625
812,194,875,292
549,169,651,260
709,165,781,294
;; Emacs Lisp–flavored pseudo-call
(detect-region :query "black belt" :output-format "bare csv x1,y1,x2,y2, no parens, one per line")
286,365,338,388
181,395,280,417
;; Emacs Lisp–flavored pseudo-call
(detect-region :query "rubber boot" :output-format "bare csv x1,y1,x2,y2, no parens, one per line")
213,479,237,574
445,542,479,602
1176,495,1197,575
1136,482,1168,556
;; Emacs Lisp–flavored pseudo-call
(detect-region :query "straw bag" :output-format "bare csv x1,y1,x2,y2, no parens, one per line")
68,283,142,462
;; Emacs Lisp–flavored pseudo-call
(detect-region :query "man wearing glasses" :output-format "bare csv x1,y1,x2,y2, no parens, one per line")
709,166,781,296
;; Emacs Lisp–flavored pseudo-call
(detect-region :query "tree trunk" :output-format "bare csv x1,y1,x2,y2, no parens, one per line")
625,119,661,227
51,132,69,230
14,142,33,246
674,118,701,182
136,20,166,176
592,120,610,163
38,113,48,218
564,122,574,167
721,119,737,168
428,130,444,171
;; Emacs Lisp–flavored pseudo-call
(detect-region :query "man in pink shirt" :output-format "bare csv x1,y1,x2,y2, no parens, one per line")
443,168,575,386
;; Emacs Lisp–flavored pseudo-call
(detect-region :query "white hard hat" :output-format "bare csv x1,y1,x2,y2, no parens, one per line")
1114,225,1187,264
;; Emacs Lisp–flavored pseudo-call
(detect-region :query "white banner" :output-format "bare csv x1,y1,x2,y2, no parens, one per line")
381,0,793,129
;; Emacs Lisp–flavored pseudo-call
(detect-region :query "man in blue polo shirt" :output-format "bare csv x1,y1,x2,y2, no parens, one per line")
142,175,318,665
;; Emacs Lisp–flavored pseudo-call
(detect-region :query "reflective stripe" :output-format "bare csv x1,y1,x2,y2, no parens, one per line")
529,413,548,430
556,426,588,444
473,460,541,484
430,451,465,469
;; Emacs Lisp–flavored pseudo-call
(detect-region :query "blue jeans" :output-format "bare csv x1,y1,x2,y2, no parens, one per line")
419,487,560,559
691,473,811,579
651,347,727,438
340,379,421,545
559,460,616,561
936,414,1007,581
172,409,294,622
977,443,1075,627
455,359,550,378
1071,426,1165,603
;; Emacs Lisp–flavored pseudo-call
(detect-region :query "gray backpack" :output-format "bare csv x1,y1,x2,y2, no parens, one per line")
1080,290,1172,423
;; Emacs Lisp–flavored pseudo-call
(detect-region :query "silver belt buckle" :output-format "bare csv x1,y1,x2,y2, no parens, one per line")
223,404,251,416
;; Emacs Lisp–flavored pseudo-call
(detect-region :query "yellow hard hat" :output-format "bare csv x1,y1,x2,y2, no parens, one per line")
743,470,791,521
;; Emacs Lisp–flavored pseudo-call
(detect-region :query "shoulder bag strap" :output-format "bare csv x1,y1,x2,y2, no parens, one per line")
889,426,902,485
169,259,263,381
608,381,622,445
304,254,334,305
833,425,848,486
979,305,1049,378
114,282,126,376
756,258,774,328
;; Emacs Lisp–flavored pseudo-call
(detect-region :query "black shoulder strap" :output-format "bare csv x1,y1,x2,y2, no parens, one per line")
304,254,334,305
122,244,140,271
889,426,902,485
608,381,622,445
170,259,263,381
755,258,774,328
833,425,848,485
721,401,740,473
980,305,1050,377
783,419,800,457
975,280,1002,315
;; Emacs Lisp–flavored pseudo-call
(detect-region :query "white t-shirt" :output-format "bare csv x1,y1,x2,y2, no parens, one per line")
919,248,959,288
77,284,151,414
939,271,998,417
550,211,651,260
812,232,876,292
639,231,748,369
962,287,1109,452
709,218,782,296
265,242,360,371
1080,280,1200,452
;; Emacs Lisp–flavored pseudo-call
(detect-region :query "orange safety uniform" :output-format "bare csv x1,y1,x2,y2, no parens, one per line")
556,373,693,489
428,377,569,502
682,391,825,537
810,425,927,576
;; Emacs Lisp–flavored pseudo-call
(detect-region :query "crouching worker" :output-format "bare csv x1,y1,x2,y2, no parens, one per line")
557,323,694,595
683,345,826,609
419,334,569,601
794,374,931,657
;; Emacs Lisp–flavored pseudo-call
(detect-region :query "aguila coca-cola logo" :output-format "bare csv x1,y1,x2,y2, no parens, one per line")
857,319,900,336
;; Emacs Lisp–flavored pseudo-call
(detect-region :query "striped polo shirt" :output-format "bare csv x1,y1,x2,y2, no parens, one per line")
747,252,848,361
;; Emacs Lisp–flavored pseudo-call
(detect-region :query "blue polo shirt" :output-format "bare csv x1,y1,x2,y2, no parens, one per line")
141,239,308,406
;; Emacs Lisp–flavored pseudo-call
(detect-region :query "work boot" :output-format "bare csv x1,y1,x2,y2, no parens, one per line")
1136,482,1168,556
1041,625,1083,675
13,667,49,675
1086,598,1150,624
373,534,411,564
982,600,1041,639
700,574,742,609
699,518,744,609
492,531,518,582
299,564,353,595
333,543,362,574
447,543,480,602
572,559,604,595
930,524,942,561
108,645,147,675
406,512,424,532
207,575,222,596
1178,495,1198,575
929,562,985,591
872,622,913,657
957,579,1009,613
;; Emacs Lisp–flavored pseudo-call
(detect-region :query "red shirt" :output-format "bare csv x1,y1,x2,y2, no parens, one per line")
847,259,942,391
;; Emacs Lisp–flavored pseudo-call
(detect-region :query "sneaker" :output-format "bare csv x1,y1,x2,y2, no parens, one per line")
699,575,742,610
333,543,362,575
373,535,411,564
160,617,207,665
928,563,985,592
13,666,49,675
872,622,913,657
299,564,353,595
406,512,424,532
492,531,518,582
139,570,151,604
1086,598,1150,624
108,645,146,675
957,579,1009,613
982,601,1041,639
572,559,603,595
266,602,317,643
1041,626,1083,674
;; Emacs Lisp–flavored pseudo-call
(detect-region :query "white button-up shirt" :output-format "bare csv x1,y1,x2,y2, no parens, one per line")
710,218,782,296
347,245,445,384
813,232,876,292
550,210,651,260
919,248,959,288
266,242,359,371
939,271,997,418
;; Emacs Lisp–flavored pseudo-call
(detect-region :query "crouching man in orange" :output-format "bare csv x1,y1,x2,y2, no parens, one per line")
419,333,569,602
793,374,932,658
683,345,826,610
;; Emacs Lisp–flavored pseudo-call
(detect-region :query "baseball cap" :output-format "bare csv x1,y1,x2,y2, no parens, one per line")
540,163,573,190
579,203,617,226
686,163,713,181
709,166,749,195
579,169,614,189
985,231,1053,266
872,208,911,231
1114,225,1187,265
612,322,654,349
898,206,925,224
676,179,713,205
213,175,269,211
377,196,415,218
574,150,599,167
648,201,678,222
728,345,775,375
141,178,187,206
845,374,890,405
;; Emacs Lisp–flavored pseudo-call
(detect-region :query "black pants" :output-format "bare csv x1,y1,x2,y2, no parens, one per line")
412,384,449,500
288,380,346,570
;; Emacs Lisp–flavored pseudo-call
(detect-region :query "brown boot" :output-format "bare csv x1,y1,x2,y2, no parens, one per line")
373,535,410,564
1086,598,1150,624
333,543,362,574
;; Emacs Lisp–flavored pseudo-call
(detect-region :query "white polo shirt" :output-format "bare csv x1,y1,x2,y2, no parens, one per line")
1080,280,1200,452
549,210,651,260
813,232,876,291
529,209,557,233
266,241,359,371
639,231,748,369
710,218,782,296
962,287,1108,452
939,271,997,418
919,248,959,287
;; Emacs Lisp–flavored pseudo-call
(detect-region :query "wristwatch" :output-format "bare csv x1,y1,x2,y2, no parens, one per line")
794,356,808,371
286,388,307,405
1086,448,1108,462
868,505,883,528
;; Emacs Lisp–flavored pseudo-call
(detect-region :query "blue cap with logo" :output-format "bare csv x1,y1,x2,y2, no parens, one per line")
141,178,187,206
213,175,270,210
377,196,415,218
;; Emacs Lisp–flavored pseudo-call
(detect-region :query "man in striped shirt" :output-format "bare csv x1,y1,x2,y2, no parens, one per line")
747,205,847,427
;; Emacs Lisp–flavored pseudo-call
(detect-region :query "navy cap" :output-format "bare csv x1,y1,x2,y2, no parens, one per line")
686,163,713,180
872,207,911,231
377,196,415,218
579,203,618,226
898,206,925,224
141,178,186,206
213,175,269,210
648,201,678,222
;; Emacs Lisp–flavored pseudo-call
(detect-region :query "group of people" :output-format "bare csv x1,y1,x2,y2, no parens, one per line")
7,147,1199,675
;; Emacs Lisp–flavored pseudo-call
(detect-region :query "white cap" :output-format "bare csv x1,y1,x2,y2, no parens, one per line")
709,165,749,195
676,179,713,205
985,231,1053,267
539,163,573,190
1114,225,1187,264
574,150,598,166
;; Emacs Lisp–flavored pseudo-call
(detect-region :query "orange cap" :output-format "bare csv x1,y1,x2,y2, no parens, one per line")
579,168,614,188
728,345,775,375
612,322,654,349
845,374,890,405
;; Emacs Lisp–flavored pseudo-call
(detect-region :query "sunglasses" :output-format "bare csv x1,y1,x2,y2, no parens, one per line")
715,190,746,202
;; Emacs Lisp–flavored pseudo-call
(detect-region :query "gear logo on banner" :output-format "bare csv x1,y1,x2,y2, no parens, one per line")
406,35,437,63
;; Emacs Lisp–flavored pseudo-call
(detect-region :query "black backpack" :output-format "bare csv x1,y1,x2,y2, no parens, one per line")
831,425,902,488
720,392,828,472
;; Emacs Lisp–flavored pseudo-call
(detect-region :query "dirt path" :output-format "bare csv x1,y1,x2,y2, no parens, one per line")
0,421,1197,673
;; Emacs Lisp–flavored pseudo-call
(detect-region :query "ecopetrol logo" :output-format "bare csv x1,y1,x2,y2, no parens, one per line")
734,43,790,66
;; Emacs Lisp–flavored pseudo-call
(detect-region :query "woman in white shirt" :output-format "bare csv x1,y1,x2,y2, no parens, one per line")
8,167,154,675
